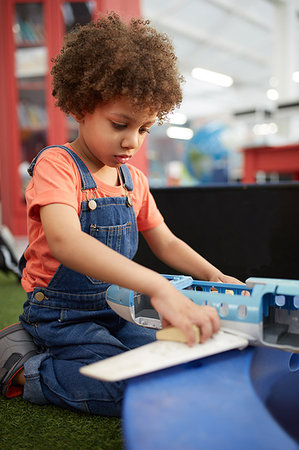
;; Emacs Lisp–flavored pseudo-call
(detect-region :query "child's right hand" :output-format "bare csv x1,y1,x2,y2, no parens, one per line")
150,282,220,347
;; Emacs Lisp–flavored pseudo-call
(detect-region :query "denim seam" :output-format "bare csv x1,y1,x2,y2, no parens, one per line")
32,289,107,298
42,382,124,406
28,302,106,312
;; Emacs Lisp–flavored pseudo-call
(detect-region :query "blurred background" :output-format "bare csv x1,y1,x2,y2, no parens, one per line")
142,0,299,187
0,0,299,237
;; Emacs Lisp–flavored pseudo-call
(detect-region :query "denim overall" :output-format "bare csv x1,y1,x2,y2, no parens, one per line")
20,146,156,416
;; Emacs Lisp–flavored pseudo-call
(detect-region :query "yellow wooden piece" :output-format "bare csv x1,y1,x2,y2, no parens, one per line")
156,325,200,343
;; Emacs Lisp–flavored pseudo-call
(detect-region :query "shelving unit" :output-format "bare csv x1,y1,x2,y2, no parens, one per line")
242,143,299,183
0,0,142,236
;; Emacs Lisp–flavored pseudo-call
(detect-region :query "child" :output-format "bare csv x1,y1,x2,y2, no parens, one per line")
0,13,243,416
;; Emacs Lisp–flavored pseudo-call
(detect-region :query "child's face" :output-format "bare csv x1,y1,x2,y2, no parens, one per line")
76,96,157,169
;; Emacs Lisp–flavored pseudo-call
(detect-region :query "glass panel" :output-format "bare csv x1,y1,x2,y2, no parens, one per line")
62,1,95,32
14,3,47,199
61,2,96,141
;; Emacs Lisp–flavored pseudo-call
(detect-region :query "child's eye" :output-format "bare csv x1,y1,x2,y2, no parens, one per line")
139,128,150,134
112,122,127,130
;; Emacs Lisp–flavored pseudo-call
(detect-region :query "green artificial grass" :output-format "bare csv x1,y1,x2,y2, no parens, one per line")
0,272,123,449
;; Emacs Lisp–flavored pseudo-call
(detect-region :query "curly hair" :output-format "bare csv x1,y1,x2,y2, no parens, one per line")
51,12,184,123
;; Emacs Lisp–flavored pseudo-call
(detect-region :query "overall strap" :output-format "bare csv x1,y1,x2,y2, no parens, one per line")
119,164,134,191
27,145,97,190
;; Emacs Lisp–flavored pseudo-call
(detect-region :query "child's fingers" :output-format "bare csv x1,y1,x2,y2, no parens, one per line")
179,318,201,347
202,305,221,333
183,308,218,346
161,317,171,329
160,310,202,347
196,318,213,344
190,306,220,344
151,289,221,346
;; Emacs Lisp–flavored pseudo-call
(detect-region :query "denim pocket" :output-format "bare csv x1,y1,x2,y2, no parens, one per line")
90,222,132,253
88,222,132,284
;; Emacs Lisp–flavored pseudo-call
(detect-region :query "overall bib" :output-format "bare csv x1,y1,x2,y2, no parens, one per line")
19,146,156,416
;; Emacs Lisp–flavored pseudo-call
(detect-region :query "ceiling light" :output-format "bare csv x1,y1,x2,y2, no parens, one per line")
252,123,278,135
191,67,233,87
166,126,194,140
292,71,299,83
169,112,187,125
266,88,279,101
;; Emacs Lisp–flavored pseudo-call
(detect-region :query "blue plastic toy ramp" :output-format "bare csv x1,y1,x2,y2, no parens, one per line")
123,347,299,450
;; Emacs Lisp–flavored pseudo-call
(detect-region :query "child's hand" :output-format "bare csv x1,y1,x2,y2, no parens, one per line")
211,273,250,296
150,283,220,347
211,273,245,285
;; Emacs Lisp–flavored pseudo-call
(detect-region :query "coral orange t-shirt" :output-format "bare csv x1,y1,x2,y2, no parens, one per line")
21,145,164,293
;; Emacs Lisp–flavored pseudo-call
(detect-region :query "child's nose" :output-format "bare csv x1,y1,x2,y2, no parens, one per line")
121,131,140,150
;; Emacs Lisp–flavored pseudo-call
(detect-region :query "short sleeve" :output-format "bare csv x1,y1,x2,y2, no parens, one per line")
26,148,81,221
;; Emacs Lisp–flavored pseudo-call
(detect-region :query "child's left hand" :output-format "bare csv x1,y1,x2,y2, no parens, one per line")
210,273,250,295
211,273,246,285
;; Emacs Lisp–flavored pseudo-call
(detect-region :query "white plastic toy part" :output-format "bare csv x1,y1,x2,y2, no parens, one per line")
80,331,248,382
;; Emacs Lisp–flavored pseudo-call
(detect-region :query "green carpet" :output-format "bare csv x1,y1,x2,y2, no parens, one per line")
0,273,123,449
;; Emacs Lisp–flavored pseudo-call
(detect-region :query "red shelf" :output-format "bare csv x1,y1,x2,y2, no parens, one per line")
0,0,143,236
242,143,299,183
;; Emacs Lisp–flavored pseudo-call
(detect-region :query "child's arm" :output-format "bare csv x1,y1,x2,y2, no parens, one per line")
142,222,244,284
40,203,220,345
